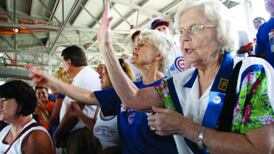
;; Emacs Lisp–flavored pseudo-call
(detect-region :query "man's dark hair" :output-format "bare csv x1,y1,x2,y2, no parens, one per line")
61,45,87,66
0,80,37,116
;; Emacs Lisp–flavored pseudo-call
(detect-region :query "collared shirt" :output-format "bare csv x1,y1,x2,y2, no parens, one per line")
156,56,274,154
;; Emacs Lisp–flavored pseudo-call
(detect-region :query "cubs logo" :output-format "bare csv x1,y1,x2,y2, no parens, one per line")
174,56,185,72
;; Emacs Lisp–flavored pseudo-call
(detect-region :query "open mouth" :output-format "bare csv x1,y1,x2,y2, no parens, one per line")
184,48,192,54
132,52,138,59
132,52,137,56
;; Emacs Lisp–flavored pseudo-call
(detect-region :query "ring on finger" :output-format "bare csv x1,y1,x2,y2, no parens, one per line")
150,126,156,131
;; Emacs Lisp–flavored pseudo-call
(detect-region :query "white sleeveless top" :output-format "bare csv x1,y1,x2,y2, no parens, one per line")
0,119,51,154
93,109,119,150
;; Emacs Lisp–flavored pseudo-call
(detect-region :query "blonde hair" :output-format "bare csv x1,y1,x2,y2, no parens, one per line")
98,59,135,83
54,67,72,84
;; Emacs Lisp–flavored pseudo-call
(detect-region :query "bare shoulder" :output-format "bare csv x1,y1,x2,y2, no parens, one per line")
22,130,55,154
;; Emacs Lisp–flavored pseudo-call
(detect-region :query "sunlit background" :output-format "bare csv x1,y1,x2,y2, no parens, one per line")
230,0,269,38
0,0,270,86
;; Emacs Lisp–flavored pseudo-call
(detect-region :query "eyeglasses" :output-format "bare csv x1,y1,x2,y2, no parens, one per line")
176,24,216,36
135,40,158,51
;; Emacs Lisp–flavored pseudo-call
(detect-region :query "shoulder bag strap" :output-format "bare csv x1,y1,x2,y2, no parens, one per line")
217,61,242,132
4,122,40,154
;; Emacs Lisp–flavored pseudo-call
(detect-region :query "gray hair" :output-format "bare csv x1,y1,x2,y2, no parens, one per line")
174,0,237,52
139,29,174,73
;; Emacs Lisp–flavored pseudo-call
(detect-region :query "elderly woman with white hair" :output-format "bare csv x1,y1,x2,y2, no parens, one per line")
29,29,178,153
96,0,274,154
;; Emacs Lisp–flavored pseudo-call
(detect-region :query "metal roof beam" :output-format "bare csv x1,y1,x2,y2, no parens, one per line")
82,0,150,54
49,0,60,21
111,0,150,29
0,23,130,35
0,49,21,52
31,33,50,52
49,0,80,54
30,0,35,17
110,0,170,20
138,0,183,30
0,67,31,80
0,23,60,30
37,0,62,24
0,35,15,60
0,5,13,21
78,3,101,25
111,3,131,26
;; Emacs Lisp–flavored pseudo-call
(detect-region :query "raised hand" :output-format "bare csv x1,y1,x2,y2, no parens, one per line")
97,3,113,50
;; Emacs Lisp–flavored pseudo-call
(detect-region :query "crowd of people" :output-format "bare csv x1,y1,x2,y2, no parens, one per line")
0,0,273,153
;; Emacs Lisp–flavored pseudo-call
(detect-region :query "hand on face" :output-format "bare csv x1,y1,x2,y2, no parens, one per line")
97,3,113,50
147,106,184,136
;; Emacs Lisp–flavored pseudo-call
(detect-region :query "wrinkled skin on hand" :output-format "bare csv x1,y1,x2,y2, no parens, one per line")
147,106,185,136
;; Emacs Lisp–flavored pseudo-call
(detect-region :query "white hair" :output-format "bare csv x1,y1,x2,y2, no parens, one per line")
140,29,174,73
174,0,238,52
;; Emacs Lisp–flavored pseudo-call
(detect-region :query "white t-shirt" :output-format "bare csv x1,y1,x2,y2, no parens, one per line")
59,66,101,132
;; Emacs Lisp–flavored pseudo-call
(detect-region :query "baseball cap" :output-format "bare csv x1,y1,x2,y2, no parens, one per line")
151,19,169,29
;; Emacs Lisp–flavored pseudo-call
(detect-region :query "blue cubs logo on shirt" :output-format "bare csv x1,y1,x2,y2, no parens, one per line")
170,56,185,72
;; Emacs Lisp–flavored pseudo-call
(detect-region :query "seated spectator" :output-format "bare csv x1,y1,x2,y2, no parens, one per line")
34,85,55,132
0,80,55,153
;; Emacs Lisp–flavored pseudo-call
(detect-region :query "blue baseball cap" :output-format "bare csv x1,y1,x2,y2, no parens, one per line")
151,19,169,29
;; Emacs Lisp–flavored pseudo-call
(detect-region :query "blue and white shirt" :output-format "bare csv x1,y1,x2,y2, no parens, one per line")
94,79,178,154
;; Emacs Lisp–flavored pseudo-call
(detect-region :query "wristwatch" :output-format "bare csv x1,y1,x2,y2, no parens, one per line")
197,126,206,150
